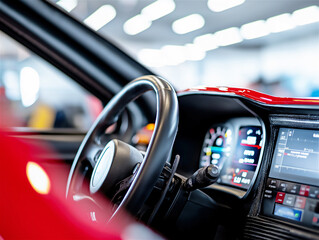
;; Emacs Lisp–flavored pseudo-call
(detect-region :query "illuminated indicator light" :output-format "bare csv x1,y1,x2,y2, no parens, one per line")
266,13,295,33
145,123,155,131
84,5,116,31
172,14,205,35
292,5,319,26
26,162,51,195
240,143,262,150
208,0,245,12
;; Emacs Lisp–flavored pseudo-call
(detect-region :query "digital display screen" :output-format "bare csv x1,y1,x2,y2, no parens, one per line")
220,126,263,189
273,204,303,222
269,128,319,187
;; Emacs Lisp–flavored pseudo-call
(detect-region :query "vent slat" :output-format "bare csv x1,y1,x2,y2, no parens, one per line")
242,217,318,240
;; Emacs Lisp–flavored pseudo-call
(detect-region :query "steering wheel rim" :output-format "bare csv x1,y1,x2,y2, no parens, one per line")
66,75,179,221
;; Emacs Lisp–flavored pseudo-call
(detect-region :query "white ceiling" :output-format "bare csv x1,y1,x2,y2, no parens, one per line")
67,0,319,50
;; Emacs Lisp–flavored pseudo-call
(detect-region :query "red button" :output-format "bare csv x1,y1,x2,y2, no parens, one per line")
275,192,285,204
294,196,306,209
299,185,310,197
305,186,310,197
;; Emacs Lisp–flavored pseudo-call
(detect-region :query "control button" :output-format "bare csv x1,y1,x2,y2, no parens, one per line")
265,189,273,194
275,192,285,204
264,194,272,199
279,182,288,192
267,178,279,190
309,187,319,199
299,185,310,197
287,184,300,194
312,213,319,227
295,196,306,209
283,194,296,207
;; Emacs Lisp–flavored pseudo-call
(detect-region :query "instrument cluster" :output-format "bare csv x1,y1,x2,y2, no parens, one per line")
199,118,264,190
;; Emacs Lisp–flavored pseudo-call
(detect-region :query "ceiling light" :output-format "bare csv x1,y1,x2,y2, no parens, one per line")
266,13,295,33
56,0,78,12
208,0,245,12
215,27,242,46
292,5,319,26
84,5,116,31
161,45,186,65
184,44,206,61
20,67,40,107
141,0,175,21
124,14,152,35
138,49,165,68
193,34,218,51
172,14,205,34
240,20,270,39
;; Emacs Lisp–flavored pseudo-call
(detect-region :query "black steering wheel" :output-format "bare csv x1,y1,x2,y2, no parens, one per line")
66,75,179,221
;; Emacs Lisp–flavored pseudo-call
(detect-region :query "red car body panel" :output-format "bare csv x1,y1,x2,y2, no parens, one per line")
180,87,319,105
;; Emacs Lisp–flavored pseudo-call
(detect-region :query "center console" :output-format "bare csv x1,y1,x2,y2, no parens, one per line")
261,128,319,229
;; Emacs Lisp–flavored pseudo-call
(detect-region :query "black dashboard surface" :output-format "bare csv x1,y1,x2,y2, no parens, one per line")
172,92,319,239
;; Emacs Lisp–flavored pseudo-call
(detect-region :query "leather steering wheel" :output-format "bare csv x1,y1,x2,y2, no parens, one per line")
66,75,179,221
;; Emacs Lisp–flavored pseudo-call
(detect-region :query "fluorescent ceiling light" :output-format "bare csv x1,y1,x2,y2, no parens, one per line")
240,20,270,39
292,5,319,26
193,34,218,51
215,27,242,46
84,5,116,31
208,0,245,12
20,67,40,107
56,0,78,12
184,44,206,61
141,0,175,21
172,14,205,34
138,49,165,68
161,45,186,65
124,14,152,35
266,13,295,33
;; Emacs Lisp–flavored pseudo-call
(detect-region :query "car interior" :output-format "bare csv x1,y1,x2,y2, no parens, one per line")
0,1,319,239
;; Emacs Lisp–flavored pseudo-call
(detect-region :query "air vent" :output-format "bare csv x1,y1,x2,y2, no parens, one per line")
242,217,319,240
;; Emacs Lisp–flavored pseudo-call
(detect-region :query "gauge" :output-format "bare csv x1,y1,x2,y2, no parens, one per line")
199,125,233,169
220,126,263,190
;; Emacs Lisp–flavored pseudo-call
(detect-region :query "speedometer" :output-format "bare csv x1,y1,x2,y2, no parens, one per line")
199,125,233,168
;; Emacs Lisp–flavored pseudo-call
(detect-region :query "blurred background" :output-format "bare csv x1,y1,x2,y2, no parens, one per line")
0,0,318,130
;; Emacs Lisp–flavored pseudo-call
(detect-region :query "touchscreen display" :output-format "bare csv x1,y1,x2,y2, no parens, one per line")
220,126,263,189
269,128,319,187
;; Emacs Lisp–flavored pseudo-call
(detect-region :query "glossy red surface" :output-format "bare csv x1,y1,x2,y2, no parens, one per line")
180,87,319,105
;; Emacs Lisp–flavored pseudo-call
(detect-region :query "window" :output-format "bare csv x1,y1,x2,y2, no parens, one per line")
0,31,102,131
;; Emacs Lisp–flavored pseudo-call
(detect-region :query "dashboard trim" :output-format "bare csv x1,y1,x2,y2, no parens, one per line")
179,87,319,106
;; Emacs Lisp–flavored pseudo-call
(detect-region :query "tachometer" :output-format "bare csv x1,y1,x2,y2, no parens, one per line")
199,125,233,168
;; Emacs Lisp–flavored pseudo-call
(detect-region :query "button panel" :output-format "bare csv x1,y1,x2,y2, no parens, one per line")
262,178,319,230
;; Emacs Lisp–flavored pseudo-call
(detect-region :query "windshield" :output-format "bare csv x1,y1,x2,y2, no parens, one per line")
53,0,319,97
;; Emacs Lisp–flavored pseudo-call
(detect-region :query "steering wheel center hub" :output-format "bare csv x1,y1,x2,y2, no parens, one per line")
91,141,115,191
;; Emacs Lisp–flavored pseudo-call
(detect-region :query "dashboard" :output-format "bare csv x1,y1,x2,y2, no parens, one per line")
172,90,319,239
